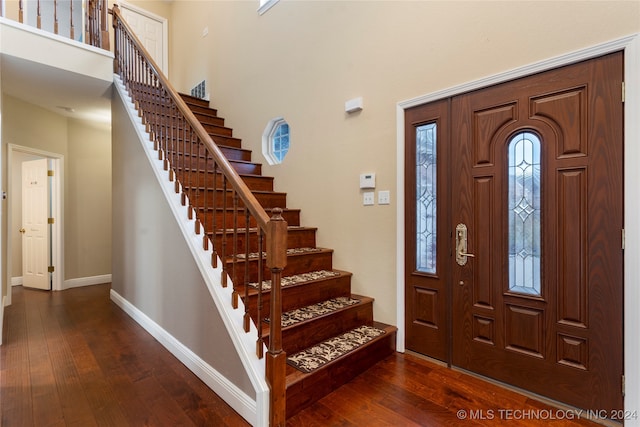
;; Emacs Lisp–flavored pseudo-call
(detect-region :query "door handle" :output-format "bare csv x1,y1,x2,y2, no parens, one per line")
455,223,475,266
19,228,25,234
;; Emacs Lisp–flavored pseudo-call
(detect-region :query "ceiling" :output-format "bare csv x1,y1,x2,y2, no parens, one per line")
1,53,112,123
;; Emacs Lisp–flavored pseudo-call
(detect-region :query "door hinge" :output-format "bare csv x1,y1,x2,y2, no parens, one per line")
622,374,625,396
48,266,55,273
622,82,626,103
47,170,54,177
48,217,55,224
622,228,625,250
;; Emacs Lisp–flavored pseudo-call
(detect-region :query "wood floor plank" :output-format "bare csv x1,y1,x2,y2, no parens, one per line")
0,291,34,427
2,285,608,426
24,293,66,426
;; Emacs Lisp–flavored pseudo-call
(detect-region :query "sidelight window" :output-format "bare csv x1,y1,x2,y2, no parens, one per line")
508,131,541,295
416,123,437,274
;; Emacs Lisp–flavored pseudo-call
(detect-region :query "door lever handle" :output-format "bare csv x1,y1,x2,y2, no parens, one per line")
19,228,25,234
455,223,475,266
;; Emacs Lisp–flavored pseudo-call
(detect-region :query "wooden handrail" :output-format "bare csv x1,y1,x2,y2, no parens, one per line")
0,0,107,50
112,5,287,425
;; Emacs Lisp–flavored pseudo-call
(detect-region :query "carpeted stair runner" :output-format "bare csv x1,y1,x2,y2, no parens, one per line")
236,247,321,260
248,269,340,290
265,297,360,327
286,325,386,373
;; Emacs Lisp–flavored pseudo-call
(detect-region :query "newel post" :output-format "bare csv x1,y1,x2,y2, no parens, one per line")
266,208,287,426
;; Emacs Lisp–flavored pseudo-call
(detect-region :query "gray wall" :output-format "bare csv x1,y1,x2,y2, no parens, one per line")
111,89,255,399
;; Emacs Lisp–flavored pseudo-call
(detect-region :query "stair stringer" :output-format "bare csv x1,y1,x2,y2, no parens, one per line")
112,76,269,426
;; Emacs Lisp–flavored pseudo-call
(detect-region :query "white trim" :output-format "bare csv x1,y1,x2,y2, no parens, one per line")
258,0,280,15
396,34,640,420
117,1,169,77
6,144,64,303
0,16,113,59
63,274,112,290
11,277,23,287
109,289,257,422
113,77,269,426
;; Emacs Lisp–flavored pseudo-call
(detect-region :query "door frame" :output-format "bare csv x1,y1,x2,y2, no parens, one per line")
6,144,64,302
396,34,640,410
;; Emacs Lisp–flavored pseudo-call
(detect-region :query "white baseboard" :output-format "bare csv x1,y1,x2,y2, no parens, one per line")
11,277,23,287
63,274,112,290
109,289,257,425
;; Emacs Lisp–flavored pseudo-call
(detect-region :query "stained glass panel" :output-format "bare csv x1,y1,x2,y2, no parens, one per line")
508,132,541,295
416,123,437,274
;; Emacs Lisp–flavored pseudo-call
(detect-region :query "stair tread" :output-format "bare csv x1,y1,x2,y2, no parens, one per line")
213,225,317,234
241,269,350,293
183,186,285,195
285,322,397,386
233,247,333,263
262,294,374,330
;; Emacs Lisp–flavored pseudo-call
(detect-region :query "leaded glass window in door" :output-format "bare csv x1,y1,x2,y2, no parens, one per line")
416,123,437,274
508,131,541,295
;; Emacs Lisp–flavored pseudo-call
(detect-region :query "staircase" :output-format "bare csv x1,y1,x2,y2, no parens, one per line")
177,93,397,418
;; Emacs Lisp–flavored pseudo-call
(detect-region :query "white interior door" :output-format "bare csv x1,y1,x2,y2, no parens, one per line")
22,158,50,290
120,3,168,74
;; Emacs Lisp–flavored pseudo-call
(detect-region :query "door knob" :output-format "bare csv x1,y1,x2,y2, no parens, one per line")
19,228,25,234
455,223,475,266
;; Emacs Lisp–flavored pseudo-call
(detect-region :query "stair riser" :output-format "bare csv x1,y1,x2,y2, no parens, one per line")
167,154,262,175
228,251,333,285
180,94,210,108
162,135,243,150
185,188,286,211
167,139,251,161
219,146,252,161
193,112,225,127
199,209,300,229
285,330,396,418
243,274,352,321
176,169,274,192
212,228,316,254
184,103,219,116
266,301,375,354
169,123,233,137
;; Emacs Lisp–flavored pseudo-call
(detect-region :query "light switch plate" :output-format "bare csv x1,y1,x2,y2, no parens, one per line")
378,190,390,205
363,192,375,206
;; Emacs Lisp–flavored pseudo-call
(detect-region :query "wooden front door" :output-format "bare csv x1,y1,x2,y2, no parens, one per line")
406,52,624,412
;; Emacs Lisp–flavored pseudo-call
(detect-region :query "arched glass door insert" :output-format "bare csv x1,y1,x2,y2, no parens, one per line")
508,131,541,296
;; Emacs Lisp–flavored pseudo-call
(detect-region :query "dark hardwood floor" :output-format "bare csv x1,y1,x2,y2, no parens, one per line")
1,284,603,426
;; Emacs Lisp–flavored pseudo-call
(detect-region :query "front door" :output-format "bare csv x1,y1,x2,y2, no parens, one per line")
406,52,624,412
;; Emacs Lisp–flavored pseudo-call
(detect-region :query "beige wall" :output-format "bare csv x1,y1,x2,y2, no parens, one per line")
111,88,256,400
1,95,111,291
66,118,111,278
164,0,640,326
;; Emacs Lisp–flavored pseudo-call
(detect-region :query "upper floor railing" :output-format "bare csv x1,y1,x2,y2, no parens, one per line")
0,0,109,50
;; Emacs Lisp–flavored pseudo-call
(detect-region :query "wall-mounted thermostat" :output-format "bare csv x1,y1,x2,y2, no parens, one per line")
359,173,376,189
